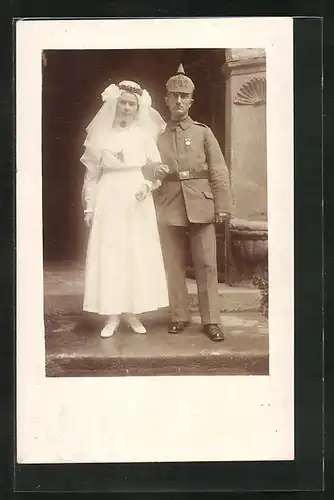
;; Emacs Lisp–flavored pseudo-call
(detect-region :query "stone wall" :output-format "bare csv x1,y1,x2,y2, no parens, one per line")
223,49,267,221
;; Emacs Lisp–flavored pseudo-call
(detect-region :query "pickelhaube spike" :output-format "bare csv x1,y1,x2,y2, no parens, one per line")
165,63,195,94
176,63,185,75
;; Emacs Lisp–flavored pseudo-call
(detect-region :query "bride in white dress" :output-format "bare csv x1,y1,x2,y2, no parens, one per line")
80,80,169,337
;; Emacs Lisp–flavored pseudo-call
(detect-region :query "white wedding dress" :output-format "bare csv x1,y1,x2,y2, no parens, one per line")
81,123,169,315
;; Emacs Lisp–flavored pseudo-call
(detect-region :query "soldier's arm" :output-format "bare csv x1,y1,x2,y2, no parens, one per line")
204,127,232,214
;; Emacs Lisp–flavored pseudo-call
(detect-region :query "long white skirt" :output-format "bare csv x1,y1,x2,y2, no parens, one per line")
83,169,169,315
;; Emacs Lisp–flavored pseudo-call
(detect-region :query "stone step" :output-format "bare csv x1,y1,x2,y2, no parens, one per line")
45,309,269,377
44,267,261,314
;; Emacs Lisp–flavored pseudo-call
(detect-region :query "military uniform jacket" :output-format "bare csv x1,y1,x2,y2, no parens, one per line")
145,116,232,226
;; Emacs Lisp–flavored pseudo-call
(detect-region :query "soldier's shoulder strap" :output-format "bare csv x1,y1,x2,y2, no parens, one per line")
193,121,209,128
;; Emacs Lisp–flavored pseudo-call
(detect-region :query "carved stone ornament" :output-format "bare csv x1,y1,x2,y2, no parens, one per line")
234,76,266,105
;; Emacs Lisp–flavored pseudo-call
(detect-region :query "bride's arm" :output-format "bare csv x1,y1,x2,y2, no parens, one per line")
80,147,102,214
141,135,164,190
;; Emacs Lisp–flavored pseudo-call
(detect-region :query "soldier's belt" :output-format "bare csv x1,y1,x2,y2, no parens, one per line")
165,170,209,181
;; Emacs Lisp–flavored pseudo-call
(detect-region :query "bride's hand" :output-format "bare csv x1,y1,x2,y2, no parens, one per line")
135,184,150,202
84,212,94,228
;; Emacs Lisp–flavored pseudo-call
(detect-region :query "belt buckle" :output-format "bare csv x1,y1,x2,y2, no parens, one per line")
179,170,190,180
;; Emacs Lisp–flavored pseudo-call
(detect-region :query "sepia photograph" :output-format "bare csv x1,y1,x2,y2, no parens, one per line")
43,47,269,377
16,18,294,464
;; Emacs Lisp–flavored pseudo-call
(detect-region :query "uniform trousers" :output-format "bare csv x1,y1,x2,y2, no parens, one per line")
158,223,221,325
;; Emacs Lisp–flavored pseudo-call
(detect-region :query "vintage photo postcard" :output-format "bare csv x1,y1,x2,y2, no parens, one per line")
16,17,294,464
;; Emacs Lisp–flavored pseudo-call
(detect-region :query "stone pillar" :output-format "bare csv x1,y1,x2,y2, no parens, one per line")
222,49,268,285
223,49,267,221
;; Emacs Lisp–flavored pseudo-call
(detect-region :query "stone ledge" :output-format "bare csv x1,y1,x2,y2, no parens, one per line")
222,56,266,78
229,218,268,232
46,353,269,377
225,48,266,62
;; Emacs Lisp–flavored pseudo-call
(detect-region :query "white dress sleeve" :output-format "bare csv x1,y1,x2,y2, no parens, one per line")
143,134,162,191
80,146,102,212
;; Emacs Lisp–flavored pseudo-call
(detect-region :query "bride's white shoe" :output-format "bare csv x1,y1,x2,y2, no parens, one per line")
123,313,147,334
100,315,120,338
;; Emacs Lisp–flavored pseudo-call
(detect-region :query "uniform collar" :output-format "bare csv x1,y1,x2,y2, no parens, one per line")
167,115,193,131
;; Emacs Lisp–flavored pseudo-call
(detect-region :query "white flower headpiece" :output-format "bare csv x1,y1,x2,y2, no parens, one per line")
101,83,121,102
101,81,152,108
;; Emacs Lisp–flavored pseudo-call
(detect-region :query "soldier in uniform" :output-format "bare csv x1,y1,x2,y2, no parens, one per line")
143,64,232,342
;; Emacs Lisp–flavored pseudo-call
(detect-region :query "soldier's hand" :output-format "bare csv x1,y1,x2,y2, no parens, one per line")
154,164,170,181
215,212,230,224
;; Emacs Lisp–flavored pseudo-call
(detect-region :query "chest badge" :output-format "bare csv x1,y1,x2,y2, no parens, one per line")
185,138,191,146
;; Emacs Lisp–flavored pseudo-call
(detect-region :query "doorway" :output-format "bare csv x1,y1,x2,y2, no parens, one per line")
42,48,226,262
